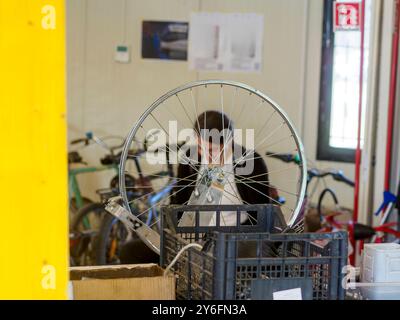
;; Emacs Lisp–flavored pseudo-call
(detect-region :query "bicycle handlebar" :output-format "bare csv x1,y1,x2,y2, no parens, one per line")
266,151,301,164
70,138,90,145
331,171,355,187
70,132,125,153
127,141,186,159
308,169,355,187
265,151,354,187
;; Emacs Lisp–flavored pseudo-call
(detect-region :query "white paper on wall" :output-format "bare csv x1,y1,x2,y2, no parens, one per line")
188,12,264,73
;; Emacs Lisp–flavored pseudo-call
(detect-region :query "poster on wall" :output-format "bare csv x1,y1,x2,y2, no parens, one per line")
142,21,189,60
188,13,264,72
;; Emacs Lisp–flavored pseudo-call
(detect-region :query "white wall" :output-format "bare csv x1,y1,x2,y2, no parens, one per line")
67,0,200,197
67,0,358,208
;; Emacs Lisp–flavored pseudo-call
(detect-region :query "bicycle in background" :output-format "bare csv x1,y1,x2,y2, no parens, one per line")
94,142,180,266
68,131,125,214
317,181,400,247
265,151,355,233
68,132,136,265
267,152,400,247
70,140,178,266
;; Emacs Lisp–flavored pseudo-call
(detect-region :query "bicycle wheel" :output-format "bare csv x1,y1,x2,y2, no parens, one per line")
69,196,93,227
317,188,339,220
69,196,93,214
119,80,307,229
70,202,106,266
95,212,134,265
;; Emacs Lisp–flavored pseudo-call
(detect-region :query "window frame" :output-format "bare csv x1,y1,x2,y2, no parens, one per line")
317,0,356,163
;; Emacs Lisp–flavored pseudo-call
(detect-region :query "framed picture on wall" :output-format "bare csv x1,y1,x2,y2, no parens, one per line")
142,21,189,61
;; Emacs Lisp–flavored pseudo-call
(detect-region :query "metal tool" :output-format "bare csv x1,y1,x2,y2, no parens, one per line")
105,196,161,254
105,165,228,253
178,165,228,227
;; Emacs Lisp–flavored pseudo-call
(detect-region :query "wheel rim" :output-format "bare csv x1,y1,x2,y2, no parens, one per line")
119,80,307,228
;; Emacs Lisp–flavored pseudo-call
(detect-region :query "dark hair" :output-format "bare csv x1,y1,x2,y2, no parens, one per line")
195,111,233,144
195,110,233,131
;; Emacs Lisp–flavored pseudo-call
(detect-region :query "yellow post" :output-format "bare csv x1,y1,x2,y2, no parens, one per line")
0,0,68,299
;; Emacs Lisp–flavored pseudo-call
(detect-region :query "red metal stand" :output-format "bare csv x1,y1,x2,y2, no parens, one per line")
351,0,366,266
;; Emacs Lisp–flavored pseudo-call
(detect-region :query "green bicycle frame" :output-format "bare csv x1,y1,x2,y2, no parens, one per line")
69,164,118,210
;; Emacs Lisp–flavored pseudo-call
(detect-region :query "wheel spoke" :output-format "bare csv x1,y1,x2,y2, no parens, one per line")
260,164,302,176
233,121,287,170
221,187,257,226
234,149,298,165
230,175,294,212
238,99,264,135
136,179,198,220
255,110,276,140
175,94,198,132
127,171,199,203
233,173,300,197
258,134,295,153
140,124,201,170
235,91,252,123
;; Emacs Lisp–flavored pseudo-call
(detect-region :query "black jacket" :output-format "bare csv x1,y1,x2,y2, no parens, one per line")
170,145,273,206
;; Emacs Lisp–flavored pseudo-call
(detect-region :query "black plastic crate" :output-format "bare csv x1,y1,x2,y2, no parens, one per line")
161,204,287,240
160,205,348,300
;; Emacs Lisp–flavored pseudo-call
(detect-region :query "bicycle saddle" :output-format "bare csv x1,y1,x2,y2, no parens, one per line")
100,154,119,165
68,151,82,164
353,223,376,241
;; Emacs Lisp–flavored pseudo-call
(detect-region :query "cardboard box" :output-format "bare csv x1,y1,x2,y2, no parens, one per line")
69,264,175,300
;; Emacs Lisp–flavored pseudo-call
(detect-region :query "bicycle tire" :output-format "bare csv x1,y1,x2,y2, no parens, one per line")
317,188,339,221
109,173,136,191
95,212,133,265
70,196,93,214
70,202,107,266
70,202,106,232
96,211,159,265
